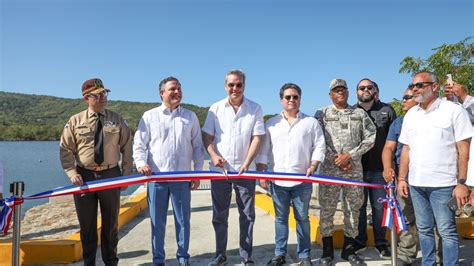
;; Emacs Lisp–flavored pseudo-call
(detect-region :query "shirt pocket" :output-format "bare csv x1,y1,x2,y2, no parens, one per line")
375,112,389,128
76,127,93,142
104,126,120,144
430,119,452,141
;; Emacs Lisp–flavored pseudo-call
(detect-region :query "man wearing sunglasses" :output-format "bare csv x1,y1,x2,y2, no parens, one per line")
354,78,397,260
256,83,326,266
60,78,133,266
397,72,472,265
381,88,419,265
314,79,375,265
203,69,265,265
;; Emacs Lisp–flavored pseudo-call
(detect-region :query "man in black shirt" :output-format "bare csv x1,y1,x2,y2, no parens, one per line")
354,79,397,259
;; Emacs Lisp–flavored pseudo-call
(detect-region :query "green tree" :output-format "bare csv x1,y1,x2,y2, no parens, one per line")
399,37,473,94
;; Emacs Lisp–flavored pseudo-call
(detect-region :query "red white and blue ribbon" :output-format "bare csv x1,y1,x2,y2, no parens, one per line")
380,186,407,233
0,196,23,235
0,170,405,235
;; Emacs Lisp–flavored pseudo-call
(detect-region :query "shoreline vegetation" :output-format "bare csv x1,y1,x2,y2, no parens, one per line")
0,91,210,141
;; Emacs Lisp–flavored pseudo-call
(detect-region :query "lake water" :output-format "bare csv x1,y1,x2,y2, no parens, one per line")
0,141,139,215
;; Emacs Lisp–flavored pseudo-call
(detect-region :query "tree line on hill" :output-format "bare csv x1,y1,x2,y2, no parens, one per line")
0,91,209,141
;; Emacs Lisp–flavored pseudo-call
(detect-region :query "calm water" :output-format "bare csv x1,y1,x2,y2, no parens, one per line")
0,141,138,215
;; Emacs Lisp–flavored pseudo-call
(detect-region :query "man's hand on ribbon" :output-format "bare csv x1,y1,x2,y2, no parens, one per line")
210,155,227,168
238,164,248,176
70,174,84,186
383,167,395,183
138,165,152,176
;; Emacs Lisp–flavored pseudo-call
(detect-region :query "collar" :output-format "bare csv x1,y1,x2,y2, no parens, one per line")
416,97,441,113
225,96,248,109
158,104,181,114
280,111,302,120
88,109,105,118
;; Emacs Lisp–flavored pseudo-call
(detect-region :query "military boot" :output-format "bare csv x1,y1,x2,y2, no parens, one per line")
320,236,334,266
340,236,364,265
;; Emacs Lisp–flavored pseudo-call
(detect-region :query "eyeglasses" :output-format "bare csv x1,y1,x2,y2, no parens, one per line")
402,95,414,101
284,95,299,101
408,82,434,89
358,85,374,91
87,90,109,99
331,87,347,93
228,83,243,88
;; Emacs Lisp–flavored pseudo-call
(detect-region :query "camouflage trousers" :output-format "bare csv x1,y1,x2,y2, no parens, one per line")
319,182,364,238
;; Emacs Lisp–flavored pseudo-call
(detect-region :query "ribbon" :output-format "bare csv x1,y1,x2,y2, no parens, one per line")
379,186,407,233
0,196,24,235
0,170,405,235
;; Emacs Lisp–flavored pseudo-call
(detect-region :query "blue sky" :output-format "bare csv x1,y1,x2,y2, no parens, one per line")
1,0,473,116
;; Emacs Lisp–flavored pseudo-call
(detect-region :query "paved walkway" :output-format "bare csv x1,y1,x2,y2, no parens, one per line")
61,189,473,266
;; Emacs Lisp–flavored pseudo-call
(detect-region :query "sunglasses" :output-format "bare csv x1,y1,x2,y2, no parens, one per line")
408,82,434,89
228,83,243,88
87,90,109,99
358,85,374,91
402,95,414,101
284,95,299,101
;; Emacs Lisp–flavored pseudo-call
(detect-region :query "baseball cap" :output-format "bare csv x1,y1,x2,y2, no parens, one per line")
329,79,348,91
82,78,109,96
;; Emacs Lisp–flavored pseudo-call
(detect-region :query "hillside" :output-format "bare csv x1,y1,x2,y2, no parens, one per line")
0,91,209,140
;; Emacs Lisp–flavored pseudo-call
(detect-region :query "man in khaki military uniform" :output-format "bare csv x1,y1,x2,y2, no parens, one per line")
60,78,132,266
314,79,376,266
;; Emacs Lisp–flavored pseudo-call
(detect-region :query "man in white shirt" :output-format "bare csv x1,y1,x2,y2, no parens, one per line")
202,69,265,266
398,71,472,265
133,77,204,266
256,83,325,266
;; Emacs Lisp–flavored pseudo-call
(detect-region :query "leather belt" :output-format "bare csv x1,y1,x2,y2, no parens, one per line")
79,164,118,172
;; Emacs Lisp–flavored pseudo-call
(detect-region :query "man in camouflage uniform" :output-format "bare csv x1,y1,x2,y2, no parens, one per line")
314,79,375,265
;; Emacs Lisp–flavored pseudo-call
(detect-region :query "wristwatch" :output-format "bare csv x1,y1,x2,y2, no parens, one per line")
457,178,467,185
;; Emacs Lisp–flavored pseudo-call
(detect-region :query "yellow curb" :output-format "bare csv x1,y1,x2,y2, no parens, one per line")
0,191,148,265
255,192,474,249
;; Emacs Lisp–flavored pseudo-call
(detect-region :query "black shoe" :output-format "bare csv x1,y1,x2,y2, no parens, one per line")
341,236,365,265
346,254,365,265
208,254,227,266
353,242,366,254
320,236,334,266
267,255,286,266
241,258,255,265
179,263,190,266
298,257,313,266
376,245,391,260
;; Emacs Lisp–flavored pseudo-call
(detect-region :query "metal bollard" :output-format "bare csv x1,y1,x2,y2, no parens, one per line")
9,182,24,266
389,183,398,266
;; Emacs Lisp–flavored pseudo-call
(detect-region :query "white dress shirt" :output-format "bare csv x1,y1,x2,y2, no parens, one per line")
133,105,204,175
256,112,326,187
399,98,472,187
202,97,265,171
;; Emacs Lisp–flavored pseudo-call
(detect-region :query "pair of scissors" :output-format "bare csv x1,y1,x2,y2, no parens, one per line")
221,165,229,180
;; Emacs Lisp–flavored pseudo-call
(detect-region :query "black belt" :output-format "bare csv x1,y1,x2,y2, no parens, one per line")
78,164,118,172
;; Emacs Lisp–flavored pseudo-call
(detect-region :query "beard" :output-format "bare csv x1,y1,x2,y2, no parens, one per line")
357,92,374,103
415,88,433,103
